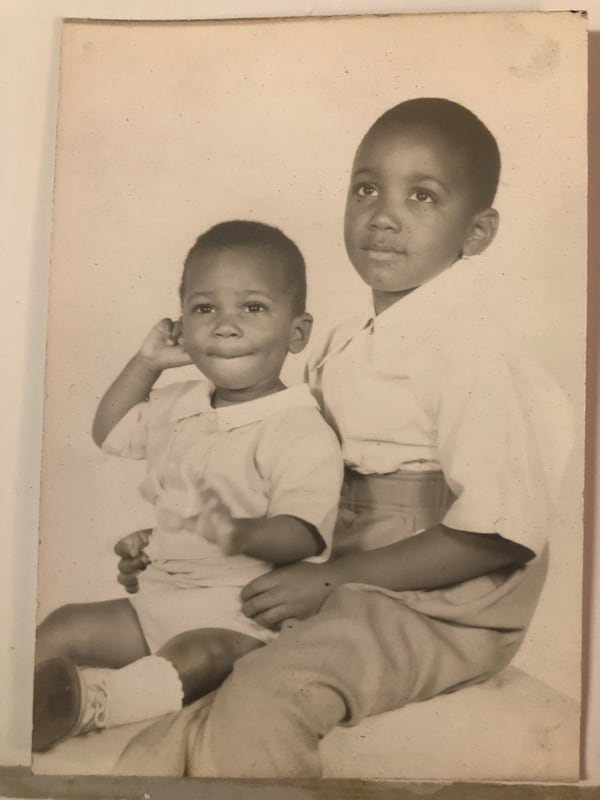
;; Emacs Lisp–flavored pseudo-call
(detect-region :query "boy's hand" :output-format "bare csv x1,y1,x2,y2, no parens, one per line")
240,562,336,629
137,318,193,372
114,528,152,594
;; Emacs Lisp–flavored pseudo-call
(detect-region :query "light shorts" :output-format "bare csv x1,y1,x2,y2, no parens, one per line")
129,566,275,653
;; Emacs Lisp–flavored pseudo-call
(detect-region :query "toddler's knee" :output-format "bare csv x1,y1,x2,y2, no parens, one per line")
36,603,87,661
162,630,234,676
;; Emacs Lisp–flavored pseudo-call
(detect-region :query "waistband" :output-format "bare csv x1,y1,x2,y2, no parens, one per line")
342,468,454,511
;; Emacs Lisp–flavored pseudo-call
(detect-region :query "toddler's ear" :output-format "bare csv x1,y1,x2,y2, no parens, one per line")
288,313,313,355
463,208,499,257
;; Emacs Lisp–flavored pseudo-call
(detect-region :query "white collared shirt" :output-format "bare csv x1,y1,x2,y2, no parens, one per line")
102,381,343,584
307,263,573,555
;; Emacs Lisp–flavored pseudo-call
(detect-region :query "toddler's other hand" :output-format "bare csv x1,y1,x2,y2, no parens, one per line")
137,318,193,371
114,528,152,594
240,562,335,629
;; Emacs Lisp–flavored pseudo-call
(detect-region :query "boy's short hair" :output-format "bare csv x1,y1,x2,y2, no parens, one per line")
369,98,501,210
180,220,307,314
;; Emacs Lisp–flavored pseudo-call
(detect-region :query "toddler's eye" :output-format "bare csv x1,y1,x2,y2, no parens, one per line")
192,304,214,314
409,188,435,204
356,183,378,198
244,302,266,313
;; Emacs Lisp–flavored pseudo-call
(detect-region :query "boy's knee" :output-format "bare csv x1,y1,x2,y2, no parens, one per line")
217,643,346,743
228,642,315,707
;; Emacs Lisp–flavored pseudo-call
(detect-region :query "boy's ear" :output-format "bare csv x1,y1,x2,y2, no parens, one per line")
462,208,499,257
288,312,313,355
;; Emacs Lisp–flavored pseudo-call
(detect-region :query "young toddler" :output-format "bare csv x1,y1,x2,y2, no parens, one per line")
32,220,343,752
114,98,574,777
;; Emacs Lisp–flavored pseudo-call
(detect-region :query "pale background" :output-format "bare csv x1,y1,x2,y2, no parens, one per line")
2,0,599,785
39,12,586,688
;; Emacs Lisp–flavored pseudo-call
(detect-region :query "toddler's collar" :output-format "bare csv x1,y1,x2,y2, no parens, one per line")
168,379,215,420
217,384,319,431
169,380,319,431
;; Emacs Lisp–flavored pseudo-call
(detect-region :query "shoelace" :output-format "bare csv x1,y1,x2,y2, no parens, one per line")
74,676,109,735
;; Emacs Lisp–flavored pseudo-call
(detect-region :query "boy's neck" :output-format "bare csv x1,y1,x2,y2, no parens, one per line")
211,378,287,408
372,287,417,315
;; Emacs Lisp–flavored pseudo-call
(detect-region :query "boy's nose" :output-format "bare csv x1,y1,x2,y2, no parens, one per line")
368,198,402,231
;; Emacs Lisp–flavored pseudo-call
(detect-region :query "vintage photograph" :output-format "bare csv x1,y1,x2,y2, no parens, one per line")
32,12,586,781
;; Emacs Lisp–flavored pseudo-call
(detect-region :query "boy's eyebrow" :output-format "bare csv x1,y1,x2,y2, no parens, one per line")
352,167,375,178
411,173,450,193
352,167,451,194
185,288,276,299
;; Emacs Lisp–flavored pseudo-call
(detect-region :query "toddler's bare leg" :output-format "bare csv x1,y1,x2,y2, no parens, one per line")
158,628,264,704
36,598,149,667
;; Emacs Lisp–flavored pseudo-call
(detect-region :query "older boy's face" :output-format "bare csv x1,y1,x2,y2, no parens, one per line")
181,246,299,400
344,123,478,308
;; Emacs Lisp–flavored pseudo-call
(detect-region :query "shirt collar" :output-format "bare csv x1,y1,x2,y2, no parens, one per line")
368,259,485,339
170,380,319,431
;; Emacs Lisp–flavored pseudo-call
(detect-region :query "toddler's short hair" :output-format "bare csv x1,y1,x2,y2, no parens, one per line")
180,220,307,315
369,98,501,210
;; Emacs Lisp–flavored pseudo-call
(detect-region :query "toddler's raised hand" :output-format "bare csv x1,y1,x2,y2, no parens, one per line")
193,487,236,554
137,318,193,372
114,528,153,594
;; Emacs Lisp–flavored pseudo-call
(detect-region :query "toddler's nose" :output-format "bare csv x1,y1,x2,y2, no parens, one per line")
213,312,242,337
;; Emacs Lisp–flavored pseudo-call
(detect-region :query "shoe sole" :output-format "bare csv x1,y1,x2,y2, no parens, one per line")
32,657,82,752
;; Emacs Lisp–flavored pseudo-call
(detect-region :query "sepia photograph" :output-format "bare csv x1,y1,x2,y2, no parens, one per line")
30,11,586,782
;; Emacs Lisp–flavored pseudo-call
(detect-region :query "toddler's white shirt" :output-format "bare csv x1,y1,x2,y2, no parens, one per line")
102,381,344,587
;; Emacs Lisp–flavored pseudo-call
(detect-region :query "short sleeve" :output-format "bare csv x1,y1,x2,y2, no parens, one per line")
256,407,344,561
101,401,149,459
100,380,203,460
423,344,573,556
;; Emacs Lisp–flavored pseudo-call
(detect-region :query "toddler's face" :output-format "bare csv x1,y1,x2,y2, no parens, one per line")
344,123,480,310
181,245,304,400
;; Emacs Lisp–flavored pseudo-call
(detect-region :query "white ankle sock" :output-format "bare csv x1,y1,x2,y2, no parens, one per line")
81,656,184,729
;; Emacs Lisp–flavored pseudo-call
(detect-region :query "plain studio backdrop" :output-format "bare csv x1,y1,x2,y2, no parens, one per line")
37,12,585,707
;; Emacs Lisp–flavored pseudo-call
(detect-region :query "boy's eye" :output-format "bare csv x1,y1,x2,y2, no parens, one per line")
192,304,214,314
355,183,378,198
244,302,267,313
409,188,435,204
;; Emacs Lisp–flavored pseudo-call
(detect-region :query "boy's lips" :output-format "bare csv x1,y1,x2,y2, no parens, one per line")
362,241,405,254
362,244,406,262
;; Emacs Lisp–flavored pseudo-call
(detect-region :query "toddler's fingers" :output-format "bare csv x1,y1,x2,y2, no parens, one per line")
200,488,221,512
200,486,229,513
156,317,175,335
117,572,139,593
114,529,151,558
201,525,218,544
118,555,149,575
114,538,133,558
170,318,184,344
